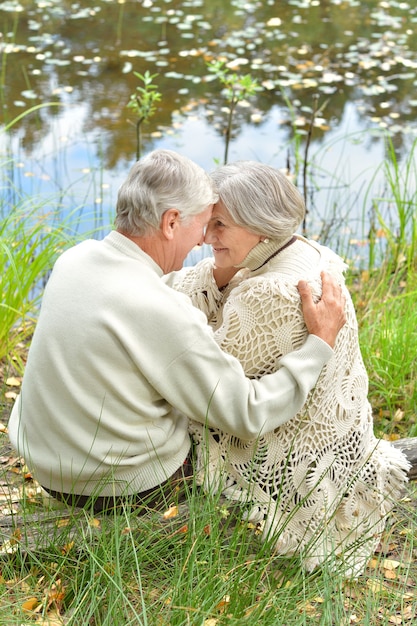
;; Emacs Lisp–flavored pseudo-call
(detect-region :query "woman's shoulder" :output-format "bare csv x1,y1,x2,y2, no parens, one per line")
229,270,301,304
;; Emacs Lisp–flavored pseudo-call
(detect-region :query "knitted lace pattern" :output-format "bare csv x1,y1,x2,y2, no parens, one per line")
173,238,410,576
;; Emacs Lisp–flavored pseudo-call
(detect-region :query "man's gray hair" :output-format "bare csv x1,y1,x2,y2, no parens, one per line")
210,161,305,240
115,149,218,236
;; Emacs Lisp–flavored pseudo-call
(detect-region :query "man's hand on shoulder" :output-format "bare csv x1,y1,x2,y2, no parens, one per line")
297,271,346,348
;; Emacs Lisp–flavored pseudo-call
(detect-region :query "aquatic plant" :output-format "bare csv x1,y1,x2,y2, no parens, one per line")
127,71,162,161
206,60,261,164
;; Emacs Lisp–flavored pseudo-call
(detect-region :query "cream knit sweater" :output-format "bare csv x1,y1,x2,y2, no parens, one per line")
172,236,410,575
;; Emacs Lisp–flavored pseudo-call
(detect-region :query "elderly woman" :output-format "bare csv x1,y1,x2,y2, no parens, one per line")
170,161,410,576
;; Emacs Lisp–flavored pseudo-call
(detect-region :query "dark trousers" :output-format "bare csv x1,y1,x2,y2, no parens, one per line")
43,455,194,514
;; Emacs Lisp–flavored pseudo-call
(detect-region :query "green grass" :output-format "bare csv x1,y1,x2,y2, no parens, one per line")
352,275,417,438
0,469,416,625
0,199,80,369
345,137,417,438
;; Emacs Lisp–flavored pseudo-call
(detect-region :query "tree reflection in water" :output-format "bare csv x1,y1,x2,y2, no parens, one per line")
1,0,417,256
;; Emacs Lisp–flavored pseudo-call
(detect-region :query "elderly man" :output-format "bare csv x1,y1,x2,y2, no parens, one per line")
9,149,345,512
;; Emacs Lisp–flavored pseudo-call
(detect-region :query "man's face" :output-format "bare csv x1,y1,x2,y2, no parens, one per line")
170,205,213,271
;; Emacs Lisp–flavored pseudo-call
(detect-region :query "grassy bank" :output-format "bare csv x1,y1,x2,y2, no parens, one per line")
0,464,416,624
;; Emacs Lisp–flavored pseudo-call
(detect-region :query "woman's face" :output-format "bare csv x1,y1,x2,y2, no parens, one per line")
204,200,262,267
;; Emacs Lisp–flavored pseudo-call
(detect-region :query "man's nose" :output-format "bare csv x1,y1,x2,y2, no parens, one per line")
204,225,214,244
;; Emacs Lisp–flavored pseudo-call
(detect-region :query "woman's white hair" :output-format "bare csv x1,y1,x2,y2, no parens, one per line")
115,149,218,236
210,161,305,240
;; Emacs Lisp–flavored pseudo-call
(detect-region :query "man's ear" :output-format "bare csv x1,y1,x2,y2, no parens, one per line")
160,208,180,240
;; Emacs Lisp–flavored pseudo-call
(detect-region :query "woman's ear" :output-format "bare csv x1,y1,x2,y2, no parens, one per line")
160,208,180,240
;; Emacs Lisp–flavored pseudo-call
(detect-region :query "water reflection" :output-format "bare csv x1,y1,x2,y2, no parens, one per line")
1,0,417,261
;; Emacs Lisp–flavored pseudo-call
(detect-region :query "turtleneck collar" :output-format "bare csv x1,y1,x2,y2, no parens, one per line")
234,235,297,271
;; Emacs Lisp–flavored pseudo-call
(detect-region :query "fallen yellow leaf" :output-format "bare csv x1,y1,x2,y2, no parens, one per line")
56,518,70,528
384,433,401,442
0,539,19,555
163,505,179,519
393,409,404,422
61,541,74,554
402,591,417,600
216,595,231,613
401,605,415,620
382,559,401,571
6,376,21,387
388,615,402,625
22,597,40,612
88,517,101,528
301,601,320,616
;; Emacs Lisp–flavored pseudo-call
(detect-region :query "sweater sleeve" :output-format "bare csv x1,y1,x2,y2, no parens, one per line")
135,285,332,440
167,330,332,440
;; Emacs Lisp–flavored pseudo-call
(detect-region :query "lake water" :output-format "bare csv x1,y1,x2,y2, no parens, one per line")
1,0,417,266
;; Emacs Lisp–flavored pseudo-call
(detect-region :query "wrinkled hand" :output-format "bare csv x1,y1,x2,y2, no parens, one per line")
297,271,346,348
